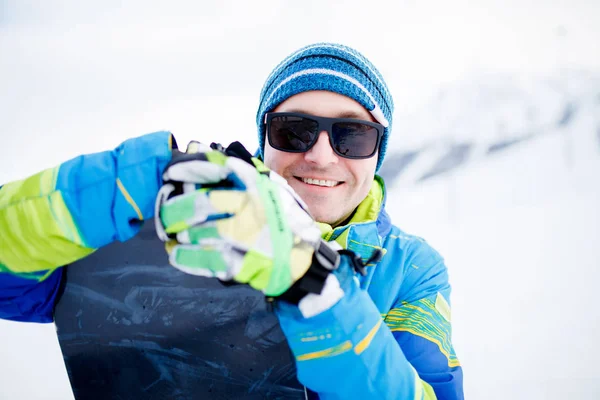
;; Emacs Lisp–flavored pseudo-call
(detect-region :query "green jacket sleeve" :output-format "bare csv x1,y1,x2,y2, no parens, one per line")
0,131,173,322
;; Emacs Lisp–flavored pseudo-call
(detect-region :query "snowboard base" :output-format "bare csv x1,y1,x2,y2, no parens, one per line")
54,223,303,399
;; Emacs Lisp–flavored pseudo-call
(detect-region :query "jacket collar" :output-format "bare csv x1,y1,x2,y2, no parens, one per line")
317,176,391,255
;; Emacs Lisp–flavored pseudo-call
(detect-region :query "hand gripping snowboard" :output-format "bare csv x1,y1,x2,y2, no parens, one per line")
53,222,305,399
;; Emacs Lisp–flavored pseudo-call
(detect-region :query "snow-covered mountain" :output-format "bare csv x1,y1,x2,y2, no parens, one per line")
380,69,600,187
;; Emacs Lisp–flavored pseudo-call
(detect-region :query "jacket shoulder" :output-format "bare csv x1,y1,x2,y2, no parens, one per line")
380,225,449,303
383,225,444,268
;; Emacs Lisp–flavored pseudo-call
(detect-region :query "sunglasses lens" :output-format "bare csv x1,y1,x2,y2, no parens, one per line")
269,115,319,152
331,123,379,158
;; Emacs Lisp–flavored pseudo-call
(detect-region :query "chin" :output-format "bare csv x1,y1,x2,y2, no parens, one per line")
303,197,349,225
311,210,341,225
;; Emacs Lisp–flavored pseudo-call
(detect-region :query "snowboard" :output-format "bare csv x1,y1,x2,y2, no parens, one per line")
53,222,305,399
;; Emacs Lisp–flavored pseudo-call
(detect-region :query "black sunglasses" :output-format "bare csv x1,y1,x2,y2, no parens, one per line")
265,112,384,159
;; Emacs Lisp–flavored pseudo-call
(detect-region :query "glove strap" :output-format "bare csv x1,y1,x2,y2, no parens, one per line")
211,141,255,166
275,240,340,305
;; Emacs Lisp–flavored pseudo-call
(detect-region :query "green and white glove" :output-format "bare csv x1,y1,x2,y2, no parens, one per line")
154,141,339,299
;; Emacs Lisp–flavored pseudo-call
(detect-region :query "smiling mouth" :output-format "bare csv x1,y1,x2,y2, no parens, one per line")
295,176,342,187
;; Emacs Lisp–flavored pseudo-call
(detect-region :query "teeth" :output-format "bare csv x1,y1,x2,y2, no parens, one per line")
302,178,338,187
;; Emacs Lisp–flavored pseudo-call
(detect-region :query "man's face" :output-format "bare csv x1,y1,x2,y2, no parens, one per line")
263,90,378,226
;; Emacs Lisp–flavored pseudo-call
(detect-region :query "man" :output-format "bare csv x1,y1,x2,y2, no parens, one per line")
0,43,463,399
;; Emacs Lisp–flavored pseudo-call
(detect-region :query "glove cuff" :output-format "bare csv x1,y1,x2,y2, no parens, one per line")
275,240,340,305
298,274,344,318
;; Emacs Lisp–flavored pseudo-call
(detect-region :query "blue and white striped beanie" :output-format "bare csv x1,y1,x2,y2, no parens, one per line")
256,42,394,172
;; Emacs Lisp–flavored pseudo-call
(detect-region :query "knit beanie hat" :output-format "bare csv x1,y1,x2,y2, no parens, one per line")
256,42,394,172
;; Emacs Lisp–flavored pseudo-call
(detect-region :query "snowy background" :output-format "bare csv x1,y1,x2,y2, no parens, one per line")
1,1,599,399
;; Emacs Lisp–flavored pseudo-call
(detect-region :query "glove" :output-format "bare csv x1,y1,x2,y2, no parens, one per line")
154,141,340,300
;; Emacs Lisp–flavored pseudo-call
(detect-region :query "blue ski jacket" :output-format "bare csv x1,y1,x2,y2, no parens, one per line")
0,131,463,399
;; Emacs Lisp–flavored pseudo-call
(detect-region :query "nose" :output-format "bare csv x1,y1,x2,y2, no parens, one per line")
304,131,339,166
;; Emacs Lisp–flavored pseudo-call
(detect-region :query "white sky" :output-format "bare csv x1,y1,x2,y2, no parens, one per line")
1,1,599,399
